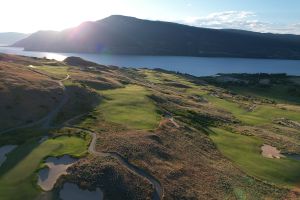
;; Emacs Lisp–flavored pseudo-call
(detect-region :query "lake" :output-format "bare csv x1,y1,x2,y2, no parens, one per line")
1,46,300,76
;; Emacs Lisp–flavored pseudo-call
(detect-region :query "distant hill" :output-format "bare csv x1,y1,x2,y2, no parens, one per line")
0,32,29,45
13,15,300,59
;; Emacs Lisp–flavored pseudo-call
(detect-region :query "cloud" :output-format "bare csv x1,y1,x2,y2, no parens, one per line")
180,11,300,35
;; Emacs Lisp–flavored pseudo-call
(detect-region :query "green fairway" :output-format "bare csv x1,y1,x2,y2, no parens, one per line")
206,95,300,125
0,136,89,200
98,84,160,130
34,65,69,79
141,69,195,87
210,128,300,188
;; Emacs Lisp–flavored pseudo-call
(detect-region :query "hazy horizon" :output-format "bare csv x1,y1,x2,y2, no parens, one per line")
1,0,300,35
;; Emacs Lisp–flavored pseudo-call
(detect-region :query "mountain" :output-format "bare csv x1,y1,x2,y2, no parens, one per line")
0,32,29,45
13,15,300,59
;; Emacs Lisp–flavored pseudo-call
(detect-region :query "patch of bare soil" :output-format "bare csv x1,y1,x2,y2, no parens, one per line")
261,144,285,159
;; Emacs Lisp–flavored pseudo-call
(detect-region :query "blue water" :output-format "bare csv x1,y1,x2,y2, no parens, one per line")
1,46,300,76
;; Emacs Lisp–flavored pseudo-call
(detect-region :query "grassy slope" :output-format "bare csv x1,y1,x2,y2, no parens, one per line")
230,85,300,105
97,84,160,130
206,95,300,125
33,66,69,79
210,128,300,188
142,69,195,87
0,63,63,131
0,136,89,200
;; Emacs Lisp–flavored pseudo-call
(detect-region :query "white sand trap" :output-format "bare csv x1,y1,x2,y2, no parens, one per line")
0,145,17,167
261,144,284,159
60,182,103,200
38,155,77,191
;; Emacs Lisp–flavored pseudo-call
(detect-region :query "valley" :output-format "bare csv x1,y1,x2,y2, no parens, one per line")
1,54,300,199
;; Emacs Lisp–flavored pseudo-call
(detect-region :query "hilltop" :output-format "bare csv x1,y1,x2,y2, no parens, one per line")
0,32,29,45
13,15,300,59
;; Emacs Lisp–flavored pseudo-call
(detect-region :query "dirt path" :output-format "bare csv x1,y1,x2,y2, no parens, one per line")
69,126,163,200
158,116,180,129
0,74,70,134
42,74,70,129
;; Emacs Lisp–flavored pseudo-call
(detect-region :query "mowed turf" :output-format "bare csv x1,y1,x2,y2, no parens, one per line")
141,69,195,87
0,136,89,200
34,65,69,79
99,85,160,130
206,95,300,125
210,128,300,188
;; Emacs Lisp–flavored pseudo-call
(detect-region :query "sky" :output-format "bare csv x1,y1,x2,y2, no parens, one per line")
1,0,300,34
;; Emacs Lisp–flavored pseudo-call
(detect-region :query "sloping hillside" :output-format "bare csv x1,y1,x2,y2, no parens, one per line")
0,54,64,130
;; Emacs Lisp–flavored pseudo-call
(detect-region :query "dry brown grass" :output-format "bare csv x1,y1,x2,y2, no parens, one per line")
66,156,153,200
234,125,300,154
0,59,63,130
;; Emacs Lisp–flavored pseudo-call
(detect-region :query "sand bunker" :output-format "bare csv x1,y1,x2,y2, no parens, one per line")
261,144,284,159
38,155,77,191
59,182,103,200
0,145,17,167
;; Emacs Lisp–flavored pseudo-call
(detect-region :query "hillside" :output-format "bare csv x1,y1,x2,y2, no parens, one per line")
13,15,300,59
0,32,29,45
0,54,65,131
1,54,300,199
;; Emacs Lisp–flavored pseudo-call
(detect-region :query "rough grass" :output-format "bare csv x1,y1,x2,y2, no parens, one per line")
185,87,209,96
97,84,160,130
230,85,300,105
210,127,300,188
206,95,300,125
0,63,62,131
0,136,89,200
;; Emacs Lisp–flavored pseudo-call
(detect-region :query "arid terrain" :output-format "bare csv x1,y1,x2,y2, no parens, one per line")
1,54,300,200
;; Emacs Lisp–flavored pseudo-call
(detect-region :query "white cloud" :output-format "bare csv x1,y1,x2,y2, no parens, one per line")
180,11,300,35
